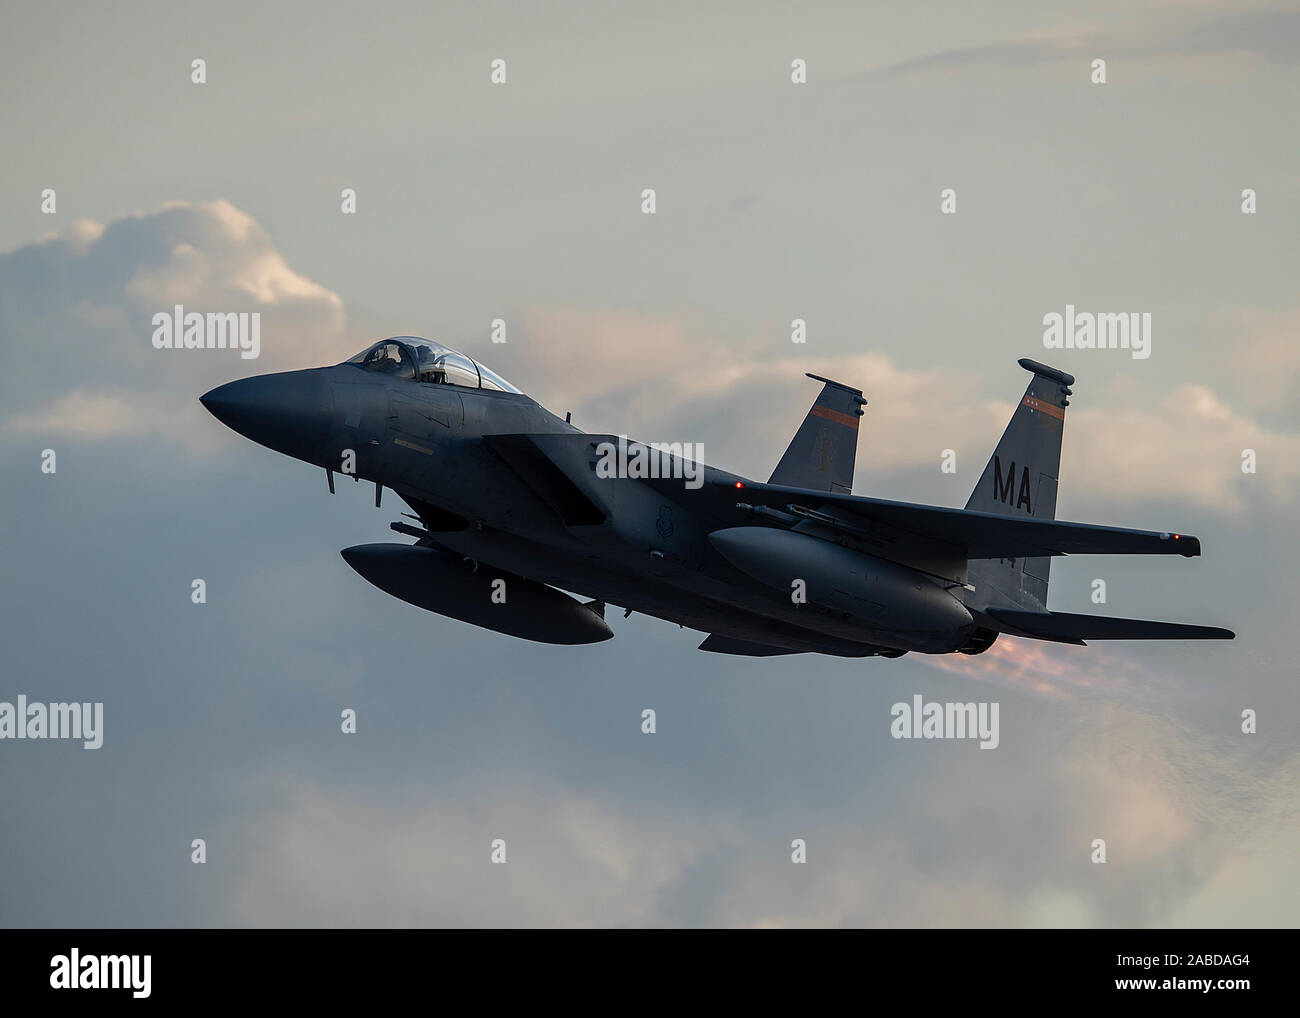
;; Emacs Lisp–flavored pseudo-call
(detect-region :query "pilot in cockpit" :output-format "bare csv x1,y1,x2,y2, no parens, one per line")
362,343,404,374
345,337,521,393
415,346,448,385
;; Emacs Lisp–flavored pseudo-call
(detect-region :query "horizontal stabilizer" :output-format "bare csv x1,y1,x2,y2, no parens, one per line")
698,634,802,656
987,608,1235,643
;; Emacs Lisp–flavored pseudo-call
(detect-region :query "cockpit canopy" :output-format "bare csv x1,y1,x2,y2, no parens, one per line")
344,336,521,393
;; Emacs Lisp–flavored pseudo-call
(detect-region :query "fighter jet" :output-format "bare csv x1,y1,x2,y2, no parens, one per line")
200,338,1233,657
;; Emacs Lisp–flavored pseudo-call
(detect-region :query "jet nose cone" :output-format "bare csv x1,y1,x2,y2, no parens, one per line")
200,370,328,462
198,380,245,423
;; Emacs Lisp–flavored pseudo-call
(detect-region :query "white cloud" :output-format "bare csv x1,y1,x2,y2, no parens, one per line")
1066,381,1300,512
227,774,729,927
220,694,1300,927
514,306,1298,513
0,200,351,450
3,388,151,440
1213,305,1300,415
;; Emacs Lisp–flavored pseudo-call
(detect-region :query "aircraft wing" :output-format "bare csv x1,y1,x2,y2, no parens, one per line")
708,480,1202,560
480,434,1203,561
482,433,607,526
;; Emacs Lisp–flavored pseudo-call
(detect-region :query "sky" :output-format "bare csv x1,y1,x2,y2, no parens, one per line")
0,0,1297,926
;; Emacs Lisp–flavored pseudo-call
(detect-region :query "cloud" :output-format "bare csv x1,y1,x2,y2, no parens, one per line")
3,211,1289,512
2,389,151,440
852,8,1300,81
217,685,1300,927
0,200,350,450
514,306,1297,513
2,207,1294,927
861,38,1088,81
1066,381,1300,512
1212,305,1300,416
226,772,730,927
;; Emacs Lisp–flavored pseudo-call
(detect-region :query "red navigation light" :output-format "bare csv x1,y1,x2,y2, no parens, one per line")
734,482,745,489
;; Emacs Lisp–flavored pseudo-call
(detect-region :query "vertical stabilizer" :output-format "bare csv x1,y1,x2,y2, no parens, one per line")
965,359,1074,610
768,373,866,493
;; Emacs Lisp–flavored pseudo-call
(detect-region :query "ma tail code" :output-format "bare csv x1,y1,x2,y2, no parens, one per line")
992,456,1033,513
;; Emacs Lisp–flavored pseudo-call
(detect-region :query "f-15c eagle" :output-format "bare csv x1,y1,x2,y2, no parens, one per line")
200,339,1233,657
